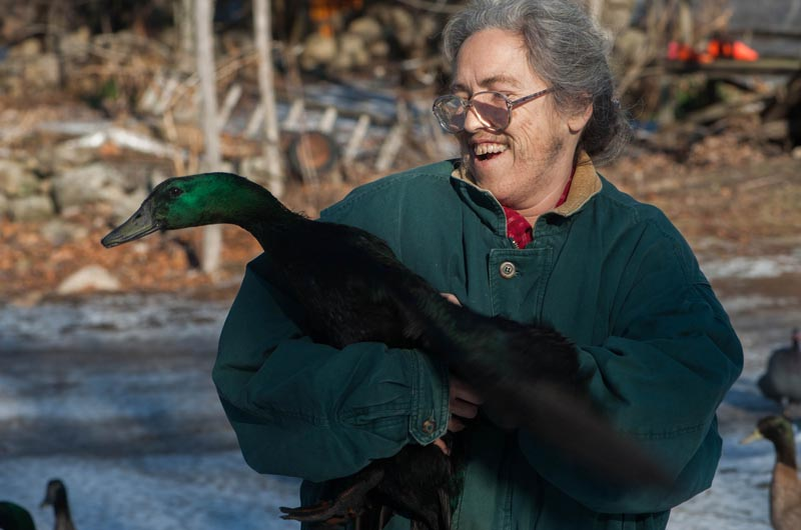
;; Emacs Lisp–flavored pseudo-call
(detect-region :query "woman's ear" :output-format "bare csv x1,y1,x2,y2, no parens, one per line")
568,102,593,134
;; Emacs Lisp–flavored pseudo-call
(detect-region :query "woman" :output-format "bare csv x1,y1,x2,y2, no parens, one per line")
213,0,743,528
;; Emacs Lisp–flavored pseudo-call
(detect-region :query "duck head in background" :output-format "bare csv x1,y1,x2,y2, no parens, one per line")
742,415,801,530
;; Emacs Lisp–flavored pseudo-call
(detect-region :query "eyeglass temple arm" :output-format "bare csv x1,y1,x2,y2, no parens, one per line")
509,88,554,109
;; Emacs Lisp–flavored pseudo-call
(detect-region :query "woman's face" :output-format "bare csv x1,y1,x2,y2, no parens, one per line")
453,28,589,210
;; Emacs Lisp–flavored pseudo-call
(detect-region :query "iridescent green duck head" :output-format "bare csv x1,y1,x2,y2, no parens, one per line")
101,172,284,248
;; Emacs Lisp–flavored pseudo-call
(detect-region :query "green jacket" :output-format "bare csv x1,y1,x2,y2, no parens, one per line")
213,156,743,530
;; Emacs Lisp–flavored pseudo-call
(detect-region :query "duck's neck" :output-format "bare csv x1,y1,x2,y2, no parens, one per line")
773,439,798,471
53,496,75,530
216,178,307,251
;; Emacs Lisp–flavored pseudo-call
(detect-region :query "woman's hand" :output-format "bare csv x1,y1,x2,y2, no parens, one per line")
433,293,484,454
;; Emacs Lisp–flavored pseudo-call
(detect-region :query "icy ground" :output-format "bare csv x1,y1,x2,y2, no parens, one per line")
1,251,800,530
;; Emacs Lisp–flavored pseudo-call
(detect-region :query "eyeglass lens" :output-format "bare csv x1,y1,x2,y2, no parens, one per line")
436,92,511,133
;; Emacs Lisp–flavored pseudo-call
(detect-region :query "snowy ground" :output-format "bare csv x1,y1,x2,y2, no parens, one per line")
1,252,800,530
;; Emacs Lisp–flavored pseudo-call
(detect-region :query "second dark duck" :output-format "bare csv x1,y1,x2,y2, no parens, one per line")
759,329,801,410
102,172,669,530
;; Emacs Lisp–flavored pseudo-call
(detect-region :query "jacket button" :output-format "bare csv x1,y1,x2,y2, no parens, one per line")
499,261,516,279
421,418,436,434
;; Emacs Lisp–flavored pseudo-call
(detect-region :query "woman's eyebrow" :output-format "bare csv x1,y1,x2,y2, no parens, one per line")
450,74,522,93
480,74,522,89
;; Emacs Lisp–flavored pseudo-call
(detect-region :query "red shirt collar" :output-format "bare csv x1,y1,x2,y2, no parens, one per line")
502,170,574,249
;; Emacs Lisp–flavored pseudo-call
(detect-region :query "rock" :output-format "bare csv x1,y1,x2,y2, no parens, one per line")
60,27,91,60
0,160,39,198
56,265,121,295
369,40,390,59
0,194,8,218
51,162,135,211
9,195,56,222
50,141,98,167
300,33,337,70
22,53,60,90
792,146,801,160
10,37,42,57
348,16,384,44
40,219,90,246
384,6,416,49
333,33,370,70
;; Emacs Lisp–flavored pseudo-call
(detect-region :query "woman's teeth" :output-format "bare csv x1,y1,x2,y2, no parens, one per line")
474,143,507,159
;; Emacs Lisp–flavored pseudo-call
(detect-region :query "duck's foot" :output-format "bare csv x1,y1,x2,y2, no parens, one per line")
280,466,385,525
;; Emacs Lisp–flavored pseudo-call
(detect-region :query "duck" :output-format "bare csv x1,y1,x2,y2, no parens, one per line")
102,172,668,529
40,480,75,530
742,415,801,530
758,329,801,408
0,479,76,530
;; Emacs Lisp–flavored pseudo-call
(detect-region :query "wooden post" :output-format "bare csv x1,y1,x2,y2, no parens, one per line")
319,106,338,133
218,83,243,129
343,114,371,163
254,0,285,197
195,0,223,275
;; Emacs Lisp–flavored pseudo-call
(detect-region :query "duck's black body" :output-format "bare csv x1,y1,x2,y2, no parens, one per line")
102,173,667,529
759,330,801,406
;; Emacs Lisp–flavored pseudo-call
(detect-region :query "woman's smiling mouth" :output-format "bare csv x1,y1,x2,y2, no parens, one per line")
473,142,508,161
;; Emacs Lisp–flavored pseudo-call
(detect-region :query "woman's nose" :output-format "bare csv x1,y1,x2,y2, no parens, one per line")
462,104,486,133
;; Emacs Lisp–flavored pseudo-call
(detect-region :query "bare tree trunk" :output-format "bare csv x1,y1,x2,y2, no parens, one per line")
253,0,286,197
195,0,223,275
174,0,195,69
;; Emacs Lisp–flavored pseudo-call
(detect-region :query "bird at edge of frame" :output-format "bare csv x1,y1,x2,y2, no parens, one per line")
742,415,801,530
101,172,672,530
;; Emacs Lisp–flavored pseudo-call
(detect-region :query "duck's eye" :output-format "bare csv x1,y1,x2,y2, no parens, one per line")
168,187,183,198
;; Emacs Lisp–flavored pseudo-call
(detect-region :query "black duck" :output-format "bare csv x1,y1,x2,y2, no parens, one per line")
742,415,801,530
102,172,668,529
758,329,801,407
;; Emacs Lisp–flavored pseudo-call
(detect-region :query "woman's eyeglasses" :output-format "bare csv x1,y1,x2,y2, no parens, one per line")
432,88,554,134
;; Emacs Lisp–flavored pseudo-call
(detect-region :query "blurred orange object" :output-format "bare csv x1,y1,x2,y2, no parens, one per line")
707,38,759,61
668,38,759,63
667,41,712,64
310,0,364,37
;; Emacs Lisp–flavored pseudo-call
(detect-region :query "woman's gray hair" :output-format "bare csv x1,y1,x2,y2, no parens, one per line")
442,0,629,166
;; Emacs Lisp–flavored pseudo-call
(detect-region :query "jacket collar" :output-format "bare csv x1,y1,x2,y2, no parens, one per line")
552,151,602,217
450,150,602,218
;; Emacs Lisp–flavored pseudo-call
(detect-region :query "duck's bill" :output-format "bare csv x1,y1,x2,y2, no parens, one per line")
101,204,160,248
740,429,764,445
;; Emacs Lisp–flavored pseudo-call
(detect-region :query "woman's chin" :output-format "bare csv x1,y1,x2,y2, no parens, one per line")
470,153,510,189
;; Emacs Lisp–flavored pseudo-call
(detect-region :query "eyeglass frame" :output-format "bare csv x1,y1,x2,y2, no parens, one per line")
432,87,554,134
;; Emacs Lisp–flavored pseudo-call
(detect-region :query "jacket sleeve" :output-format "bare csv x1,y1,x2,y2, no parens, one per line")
212,254,450,483
517,220,743,514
